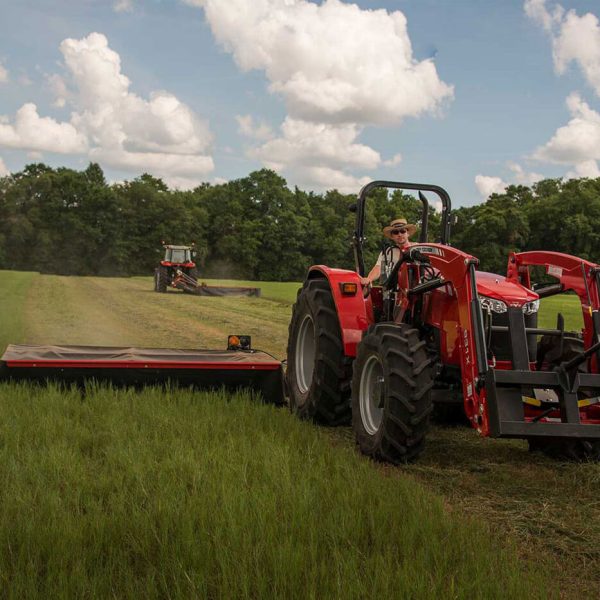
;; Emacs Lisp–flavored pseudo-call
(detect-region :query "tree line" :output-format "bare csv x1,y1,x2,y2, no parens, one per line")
1,162,599,281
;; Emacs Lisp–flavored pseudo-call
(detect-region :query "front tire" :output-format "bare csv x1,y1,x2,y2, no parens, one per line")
286,279,352,425
352,323,434,464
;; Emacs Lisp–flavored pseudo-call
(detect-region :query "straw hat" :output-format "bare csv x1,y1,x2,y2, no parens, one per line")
382,217,417,239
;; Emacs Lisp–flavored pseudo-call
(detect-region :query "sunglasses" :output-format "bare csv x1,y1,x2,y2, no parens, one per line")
390,228,407,235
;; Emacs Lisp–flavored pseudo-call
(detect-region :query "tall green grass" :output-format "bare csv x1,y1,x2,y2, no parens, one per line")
0,271,37,349
0,383,547,599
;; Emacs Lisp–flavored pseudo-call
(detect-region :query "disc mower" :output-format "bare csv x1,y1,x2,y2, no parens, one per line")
155,243,261,297
0,335,285,405
286,181,600,463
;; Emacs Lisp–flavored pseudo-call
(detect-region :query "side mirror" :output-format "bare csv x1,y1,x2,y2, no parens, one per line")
348,203,357,213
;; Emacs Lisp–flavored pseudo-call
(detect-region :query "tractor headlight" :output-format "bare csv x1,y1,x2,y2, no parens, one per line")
522,299,540,315
479,296,508,314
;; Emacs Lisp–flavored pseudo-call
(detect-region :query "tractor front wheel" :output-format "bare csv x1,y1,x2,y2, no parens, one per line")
352,323,434,464
286,279,352,425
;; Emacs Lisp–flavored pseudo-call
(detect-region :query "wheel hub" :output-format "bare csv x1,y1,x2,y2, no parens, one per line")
295,313,316,397
359,355,385,435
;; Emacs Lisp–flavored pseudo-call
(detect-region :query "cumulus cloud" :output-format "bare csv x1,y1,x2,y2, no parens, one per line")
0,60,8,83
187,0,452,191
507,161,544,185
525,3,600,180
0,103,87,153
565,159,600,179
384,153,403,167
526,0,600,96
475,175,508,199
0,33,214,186
475,162,544,200
0,157,9,176
247,118,380,192
251,118,380,171
532,93,600,163
194,0,452,125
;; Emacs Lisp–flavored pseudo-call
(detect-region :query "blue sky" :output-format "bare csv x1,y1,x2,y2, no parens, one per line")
1,0,599,206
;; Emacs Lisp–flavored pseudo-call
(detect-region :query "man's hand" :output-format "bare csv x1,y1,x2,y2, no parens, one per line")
359,277,371,286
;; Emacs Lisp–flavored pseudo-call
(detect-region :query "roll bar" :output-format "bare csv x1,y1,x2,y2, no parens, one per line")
353,180,452,276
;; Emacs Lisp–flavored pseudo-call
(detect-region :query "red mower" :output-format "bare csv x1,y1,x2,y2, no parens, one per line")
286,181,600,462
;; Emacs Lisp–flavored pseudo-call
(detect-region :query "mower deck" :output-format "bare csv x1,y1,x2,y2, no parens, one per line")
0,344,284,404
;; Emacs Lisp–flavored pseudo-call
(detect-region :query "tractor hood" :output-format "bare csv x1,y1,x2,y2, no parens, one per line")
475,271,538,307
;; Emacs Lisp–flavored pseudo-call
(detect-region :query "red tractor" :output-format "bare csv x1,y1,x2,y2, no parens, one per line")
154,244,198,292
286,181,600,462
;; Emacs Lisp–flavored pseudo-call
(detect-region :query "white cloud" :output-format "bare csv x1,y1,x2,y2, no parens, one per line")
251,118,380,171
566,159,600,179
0,157,9,176
524,0,564,32
525,4,600,180
475,174,508,199
113,0,133,13
0,33,214,186
526,0,600,96
532,93,600,163
474,162,544,200
0,60,8,83
0,103,87,153
384,153,403,167
236,114,274,141
507,162,544,185
291,165,372,195
195,0,452,125
188,0,452,191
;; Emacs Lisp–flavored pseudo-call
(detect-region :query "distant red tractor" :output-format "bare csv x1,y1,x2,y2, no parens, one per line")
154,244,198,293
286,181,600,463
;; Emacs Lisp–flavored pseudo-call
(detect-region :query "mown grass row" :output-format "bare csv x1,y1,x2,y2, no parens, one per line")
0,270,37,348
0,383,547,599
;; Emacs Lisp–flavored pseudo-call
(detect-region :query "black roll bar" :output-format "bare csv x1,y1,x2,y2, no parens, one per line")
353,181,452,276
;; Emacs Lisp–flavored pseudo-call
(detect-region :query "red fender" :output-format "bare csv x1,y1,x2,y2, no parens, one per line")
307,266,374,357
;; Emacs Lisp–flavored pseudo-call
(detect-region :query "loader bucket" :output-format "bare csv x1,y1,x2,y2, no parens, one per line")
0,344,284,404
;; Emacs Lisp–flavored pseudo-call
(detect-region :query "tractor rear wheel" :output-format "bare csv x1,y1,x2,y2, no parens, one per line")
155,266,169,293
352,323,434,464
286,279,352,425
529,335,600,461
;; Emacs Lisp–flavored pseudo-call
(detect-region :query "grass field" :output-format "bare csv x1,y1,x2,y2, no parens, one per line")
0,272,597,597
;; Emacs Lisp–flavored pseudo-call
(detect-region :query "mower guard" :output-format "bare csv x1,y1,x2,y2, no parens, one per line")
0,344,284,404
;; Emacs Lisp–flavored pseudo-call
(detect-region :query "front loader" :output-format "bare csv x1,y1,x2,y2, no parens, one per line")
286,181,600,463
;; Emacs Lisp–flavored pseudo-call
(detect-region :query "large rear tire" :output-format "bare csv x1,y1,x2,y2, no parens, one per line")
155,266,169,293
286,279,352,425
352,323,434,464
529,335,600,461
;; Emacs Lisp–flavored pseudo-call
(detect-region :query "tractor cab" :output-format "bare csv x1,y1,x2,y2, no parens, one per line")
161,244,195,267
